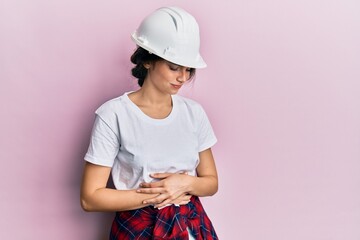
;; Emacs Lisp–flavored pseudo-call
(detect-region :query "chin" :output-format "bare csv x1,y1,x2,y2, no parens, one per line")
169,89,180,95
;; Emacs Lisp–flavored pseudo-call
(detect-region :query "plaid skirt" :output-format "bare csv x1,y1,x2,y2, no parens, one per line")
109,196,218,240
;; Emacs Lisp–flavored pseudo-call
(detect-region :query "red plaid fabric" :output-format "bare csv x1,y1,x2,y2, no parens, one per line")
109,196,218,239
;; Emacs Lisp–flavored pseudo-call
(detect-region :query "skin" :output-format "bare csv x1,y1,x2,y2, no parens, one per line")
80,60,218,211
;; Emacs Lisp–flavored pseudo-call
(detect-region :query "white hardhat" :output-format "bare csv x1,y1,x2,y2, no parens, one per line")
131,6,207,68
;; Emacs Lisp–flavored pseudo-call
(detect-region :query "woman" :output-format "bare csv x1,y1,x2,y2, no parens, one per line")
81,6,219,239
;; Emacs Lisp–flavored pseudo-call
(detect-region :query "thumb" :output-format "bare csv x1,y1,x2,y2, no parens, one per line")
150,173,172,179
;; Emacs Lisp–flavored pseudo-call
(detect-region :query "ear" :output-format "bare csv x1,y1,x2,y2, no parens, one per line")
143,63,151,69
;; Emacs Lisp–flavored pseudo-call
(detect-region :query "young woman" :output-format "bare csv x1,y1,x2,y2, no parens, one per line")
81,6,219,239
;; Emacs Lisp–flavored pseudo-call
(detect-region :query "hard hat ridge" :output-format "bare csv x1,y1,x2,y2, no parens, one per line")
162,8,182,31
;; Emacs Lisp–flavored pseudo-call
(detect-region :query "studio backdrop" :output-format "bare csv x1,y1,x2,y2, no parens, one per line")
0,0,359,239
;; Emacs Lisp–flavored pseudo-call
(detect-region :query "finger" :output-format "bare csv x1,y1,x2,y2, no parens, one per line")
177,200,191,205
150,171,188,179
143,194,167,205
150,173,173,179
154,198,173,209
136,187,165,194
172,194,191,205
154,192,185,208
183,194,191,201
139,181,163,188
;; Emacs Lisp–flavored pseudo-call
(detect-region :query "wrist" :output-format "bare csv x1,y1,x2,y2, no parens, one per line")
185,175,196,194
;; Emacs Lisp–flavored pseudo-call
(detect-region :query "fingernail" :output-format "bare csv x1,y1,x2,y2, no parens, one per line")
143,201,147,204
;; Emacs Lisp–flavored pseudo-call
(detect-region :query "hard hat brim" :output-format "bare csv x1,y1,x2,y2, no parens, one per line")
131,33,207,69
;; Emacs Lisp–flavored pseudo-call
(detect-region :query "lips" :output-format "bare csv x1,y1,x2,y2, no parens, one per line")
171,83,182,89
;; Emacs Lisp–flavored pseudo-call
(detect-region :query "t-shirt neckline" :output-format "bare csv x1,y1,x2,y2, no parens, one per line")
123,91,178,124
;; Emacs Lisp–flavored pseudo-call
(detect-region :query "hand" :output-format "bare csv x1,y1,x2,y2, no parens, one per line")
137,172,193,208
171,193,192,206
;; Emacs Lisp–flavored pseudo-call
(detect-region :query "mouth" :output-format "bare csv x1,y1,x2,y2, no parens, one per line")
170,83,182,89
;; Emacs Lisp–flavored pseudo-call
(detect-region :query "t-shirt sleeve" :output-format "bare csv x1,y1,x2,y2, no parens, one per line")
84,114,120,167
197,106,217,152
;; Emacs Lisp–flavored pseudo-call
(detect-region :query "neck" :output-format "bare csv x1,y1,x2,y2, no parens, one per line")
136,85,172,107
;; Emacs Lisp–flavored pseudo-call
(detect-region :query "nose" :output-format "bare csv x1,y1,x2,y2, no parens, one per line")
176,68,188,83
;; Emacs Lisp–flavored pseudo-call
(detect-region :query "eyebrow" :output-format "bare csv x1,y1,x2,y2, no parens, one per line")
166,61,191,69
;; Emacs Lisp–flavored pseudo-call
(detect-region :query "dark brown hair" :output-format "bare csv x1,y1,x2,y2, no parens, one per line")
130,47,196,87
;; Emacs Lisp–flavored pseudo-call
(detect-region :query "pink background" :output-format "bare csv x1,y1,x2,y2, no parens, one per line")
1,0,359,239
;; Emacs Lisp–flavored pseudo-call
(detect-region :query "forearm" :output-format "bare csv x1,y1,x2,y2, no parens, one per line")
187,148,218,197
137,147,219,201
187,175,218,197
81,188,158,212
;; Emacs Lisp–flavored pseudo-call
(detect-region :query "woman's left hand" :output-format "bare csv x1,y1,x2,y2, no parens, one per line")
137,172,194,208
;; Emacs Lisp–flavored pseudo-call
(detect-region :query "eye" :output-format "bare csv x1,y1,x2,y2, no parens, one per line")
168,64,179,71
167,63,192,72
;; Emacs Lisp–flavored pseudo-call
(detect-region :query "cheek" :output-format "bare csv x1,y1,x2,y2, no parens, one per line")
159,72,174,83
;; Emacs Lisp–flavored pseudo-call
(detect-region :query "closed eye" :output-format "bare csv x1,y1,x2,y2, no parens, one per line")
168,63,191,72
169,65,179,71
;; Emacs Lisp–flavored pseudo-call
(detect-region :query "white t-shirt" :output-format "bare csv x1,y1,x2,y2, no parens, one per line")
84,92,217,190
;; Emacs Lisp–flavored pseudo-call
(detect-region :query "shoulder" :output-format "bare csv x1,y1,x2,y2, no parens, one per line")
174,95,204,112
174,95,208,121
94,93,130,123
95,93,129,114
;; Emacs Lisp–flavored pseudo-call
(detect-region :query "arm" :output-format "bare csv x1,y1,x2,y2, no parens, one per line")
137,148,218,208
188,147,218,196
80,162,159,212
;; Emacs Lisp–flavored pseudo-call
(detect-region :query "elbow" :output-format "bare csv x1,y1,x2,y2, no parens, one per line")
209,177,218,196
195,175,218,197
209,182,218,196
199,176,218,197
80,195,94,212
